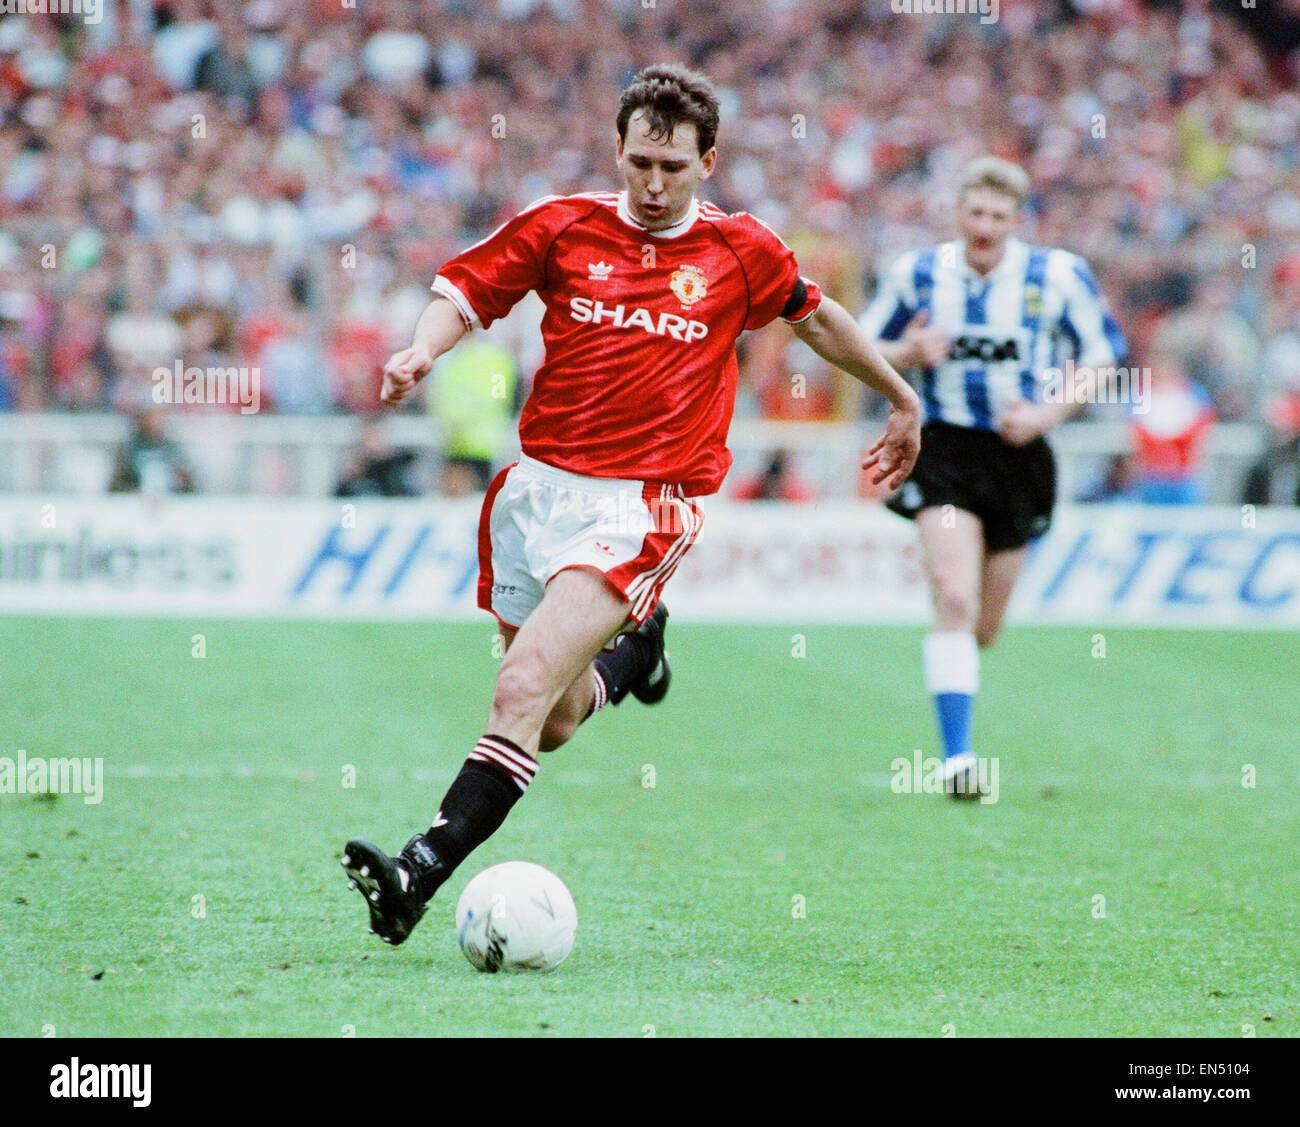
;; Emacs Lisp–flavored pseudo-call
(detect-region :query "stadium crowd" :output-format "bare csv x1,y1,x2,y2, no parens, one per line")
1,0,1298,495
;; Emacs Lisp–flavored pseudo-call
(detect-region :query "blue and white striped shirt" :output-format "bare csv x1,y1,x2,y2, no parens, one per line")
860,237,1127,431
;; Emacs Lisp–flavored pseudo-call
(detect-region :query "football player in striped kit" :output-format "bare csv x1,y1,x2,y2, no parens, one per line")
861,156,1127,798
342,65,921,943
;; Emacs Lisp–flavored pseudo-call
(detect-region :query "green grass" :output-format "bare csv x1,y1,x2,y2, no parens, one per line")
0,616,1295,1037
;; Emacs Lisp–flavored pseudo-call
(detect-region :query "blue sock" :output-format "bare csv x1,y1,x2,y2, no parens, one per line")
933,692,973,760
923,632,979,761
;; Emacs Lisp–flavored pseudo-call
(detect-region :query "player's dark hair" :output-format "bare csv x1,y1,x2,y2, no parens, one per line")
616,65,719,156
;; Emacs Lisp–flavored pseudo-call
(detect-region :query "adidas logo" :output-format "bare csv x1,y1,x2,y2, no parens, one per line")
588,261,613,281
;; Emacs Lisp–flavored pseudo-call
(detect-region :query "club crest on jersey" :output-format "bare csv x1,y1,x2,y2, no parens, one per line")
1024,284,1042,318
669,265,708,307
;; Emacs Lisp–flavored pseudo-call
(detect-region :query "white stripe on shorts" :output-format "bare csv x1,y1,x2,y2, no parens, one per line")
625,487,700,619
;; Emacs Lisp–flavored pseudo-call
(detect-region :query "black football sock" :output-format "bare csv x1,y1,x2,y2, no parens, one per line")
593,632,655,706
402,736,536,903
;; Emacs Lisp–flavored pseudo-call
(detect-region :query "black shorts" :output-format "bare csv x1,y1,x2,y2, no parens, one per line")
886,421,1057,552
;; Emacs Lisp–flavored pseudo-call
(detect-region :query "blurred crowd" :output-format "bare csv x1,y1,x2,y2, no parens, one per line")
1,0,1299,498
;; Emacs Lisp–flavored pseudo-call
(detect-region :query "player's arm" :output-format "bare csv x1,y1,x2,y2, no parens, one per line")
859,253,949,370
381,196,564,405
792,294,918,407
791,295,922,489
381,296,467,405
1000,371,1094,443
999,255,1128,446
1003,374,1086,439
873,310,951,371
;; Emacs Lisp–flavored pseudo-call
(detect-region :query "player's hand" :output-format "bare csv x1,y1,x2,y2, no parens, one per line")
997,398,1051,446
863,396,922,491
899,310,951,368
380,345,435,405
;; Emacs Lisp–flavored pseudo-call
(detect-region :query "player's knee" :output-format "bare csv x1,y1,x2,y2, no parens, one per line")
490,661,551,727
933,585,978,628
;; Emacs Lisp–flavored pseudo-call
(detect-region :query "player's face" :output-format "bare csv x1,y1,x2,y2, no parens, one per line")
616,111,717,231
956,187,1020,269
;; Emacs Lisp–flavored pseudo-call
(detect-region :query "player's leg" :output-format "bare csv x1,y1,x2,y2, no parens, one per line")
975,546,1029,649
915,506,983,796
973,432,1053,648
499,624,592,753
343,461,695,944
342,568,630,944
508,599,672,754
918,505,984,631
485,568,632,755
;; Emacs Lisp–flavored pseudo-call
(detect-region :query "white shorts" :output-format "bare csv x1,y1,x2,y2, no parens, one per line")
477,453,704,631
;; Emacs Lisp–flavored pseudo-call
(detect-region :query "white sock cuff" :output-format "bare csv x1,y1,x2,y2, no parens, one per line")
923,631,979,695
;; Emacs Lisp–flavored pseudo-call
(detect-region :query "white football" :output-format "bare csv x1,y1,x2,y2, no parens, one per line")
454,861,577,973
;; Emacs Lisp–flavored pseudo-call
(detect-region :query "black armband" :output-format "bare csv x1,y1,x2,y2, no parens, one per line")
780,277,809,320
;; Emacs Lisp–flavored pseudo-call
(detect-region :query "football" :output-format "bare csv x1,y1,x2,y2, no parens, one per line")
454,862,578,974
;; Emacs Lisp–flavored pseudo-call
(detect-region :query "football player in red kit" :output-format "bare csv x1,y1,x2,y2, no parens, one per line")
343,64,920,945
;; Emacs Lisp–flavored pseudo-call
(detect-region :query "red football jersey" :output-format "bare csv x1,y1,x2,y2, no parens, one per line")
432,191,821,496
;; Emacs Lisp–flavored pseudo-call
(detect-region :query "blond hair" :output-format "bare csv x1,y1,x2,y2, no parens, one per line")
959,156,1030,206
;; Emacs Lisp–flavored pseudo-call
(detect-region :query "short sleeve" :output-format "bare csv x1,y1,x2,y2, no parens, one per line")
433,197,567,330
727,213,822,332
859,254,918,341
1055,254,1128,369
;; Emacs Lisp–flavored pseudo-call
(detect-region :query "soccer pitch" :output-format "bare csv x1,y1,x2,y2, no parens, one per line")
1,616,1294,1038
